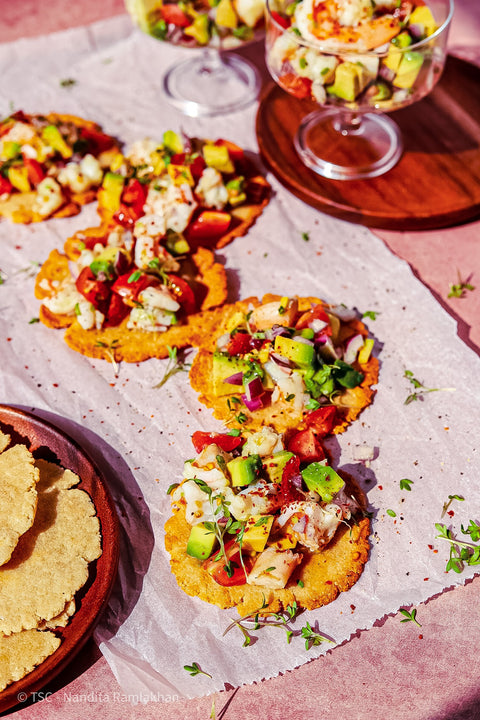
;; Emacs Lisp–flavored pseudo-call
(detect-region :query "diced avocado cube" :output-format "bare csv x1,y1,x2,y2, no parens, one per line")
184,13,211,44
301,462,345,503
8,165,30,193
186,523,217,560
274,335,315,368
41,125,73,159
242,514,274,552
408,6,437,37
99,172,125,212
163,130,184,154
202,144,235,174
394,51,424,89
1,141,21,161
326,61,370,102
262,450,294,484
227,454,261,487
212,352,250,396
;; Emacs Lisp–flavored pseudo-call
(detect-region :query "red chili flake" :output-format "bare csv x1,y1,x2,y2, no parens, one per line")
424,578,429,581
428,544,434,550
325,580,332,585
378,485,383,490
350,604,356,611
52,383,58,387
447,510,455,517
418,634,423,640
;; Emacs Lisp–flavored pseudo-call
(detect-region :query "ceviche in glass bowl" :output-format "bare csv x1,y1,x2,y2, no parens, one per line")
126,0,264,116
265,0,454,179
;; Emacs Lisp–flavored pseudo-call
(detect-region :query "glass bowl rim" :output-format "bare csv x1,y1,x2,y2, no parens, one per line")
265,0,455,57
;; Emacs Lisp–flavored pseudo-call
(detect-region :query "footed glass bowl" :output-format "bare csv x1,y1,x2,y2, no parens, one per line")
126,0,264,116
265,0,454,179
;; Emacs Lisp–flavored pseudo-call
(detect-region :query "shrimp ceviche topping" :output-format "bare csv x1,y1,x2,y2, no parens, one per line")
189,294,379,434
165,427,370,615
267,0,442,108
126,0,265,48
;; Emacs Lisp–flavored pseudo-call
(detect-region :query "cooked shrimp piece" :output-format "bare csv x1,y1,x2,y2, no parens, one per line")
295,0,412,51
247,546,302,589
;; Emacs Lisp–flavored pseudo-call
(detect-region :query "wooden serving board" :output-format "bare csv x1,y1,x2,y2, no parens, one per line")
256,55,480,230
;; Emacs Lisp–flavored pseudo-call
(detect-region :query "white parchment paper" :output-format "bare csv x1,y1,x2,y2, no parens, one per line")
0,16,478,701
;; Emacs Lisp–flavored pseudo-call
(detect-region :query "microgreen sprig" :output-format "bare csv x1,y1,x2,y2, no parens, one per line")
435,521,480,573
403,370,455,405
153,346,190,389
448,271,475,299
399,608,421,627
183,662,212,679
441,494,464,518
95,339,120,375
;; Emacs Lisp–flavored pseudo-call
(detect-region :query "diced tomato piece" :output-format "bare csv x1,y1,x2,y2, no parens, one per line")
189,155,207,181
79,127,116,154
226,331,254,356
191,431,244,454
295,303,331,331
186,210,231,243
286,428,326,463
160,3,191,27
104,292,130,327
304,406,337,437
280,455,304,503
271,10,290,28
214,139,244,163
80,234,109,251
167,274,197,315
121,178,148,206
111,271,158,304
279,73,312,100
0,175,13,194
75,267,112,312
170,153,186,165
204,540,253,587
23,158,46,187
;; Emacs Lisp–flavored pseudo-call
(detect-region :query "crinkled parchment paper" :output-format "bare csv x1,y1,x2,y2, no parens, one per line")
0,16,478,701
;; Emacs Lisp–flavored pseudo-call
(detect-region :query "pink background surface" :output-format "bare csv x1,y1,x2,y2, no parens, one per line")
1,1,480,718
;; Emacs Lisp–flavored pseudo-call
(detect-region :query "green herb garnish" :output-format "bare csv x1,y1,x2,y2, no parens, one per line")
183,662,212,679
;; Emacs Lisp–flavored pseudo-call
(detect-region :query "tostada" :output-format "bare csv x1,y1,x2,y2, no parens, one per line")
189,294,379,435
96,130,270,249
165,426,370,616
0,111,121,223
34,220,227,363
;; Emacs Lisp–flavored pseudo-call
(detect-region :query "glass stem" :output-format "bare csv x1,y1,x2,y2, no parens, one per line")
333,112,363,136
198,47,224,75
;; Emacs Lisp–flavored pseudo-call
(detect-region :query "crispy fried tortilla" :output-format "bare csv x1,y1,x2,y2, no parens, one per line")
35,241,227,362
0,111,121,224
165,471,369,617
189,295,379,434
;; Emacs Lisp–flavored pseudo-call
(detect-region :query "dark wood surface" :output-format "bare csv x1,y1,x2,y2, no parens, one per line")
256,55,480,230
0,406,119,714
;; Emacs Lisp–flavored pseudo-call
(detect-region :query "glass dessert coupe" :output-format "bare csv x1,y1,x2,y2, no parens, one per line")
265,0,454,179
125,0,264,116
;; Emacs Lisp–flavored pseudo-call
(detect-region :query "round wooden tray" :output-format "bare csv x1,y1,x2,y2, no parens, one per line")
256,56,480,230
0,405,119,714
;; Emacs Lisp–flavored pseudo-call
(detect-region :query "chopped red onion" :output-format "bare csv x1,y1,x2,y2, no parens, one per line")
241,393,263,411
311,318,328,333
224,371,244,385
244,375,264,401
270,353,293,369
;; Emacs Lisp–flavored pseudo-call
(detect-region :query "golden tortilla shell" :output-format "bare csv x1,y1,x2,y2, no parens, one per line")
189,295,379,434
164,472,370,617
35,243,227,362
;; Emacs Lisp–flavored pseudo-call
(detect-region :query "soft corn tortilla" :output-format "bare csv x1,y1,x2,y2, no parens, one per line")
0,444,39,567
0,112,120,224
189,295,379,434
165,472,370,617
0,629,61,693
35,244,227,362
0,459,102,635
